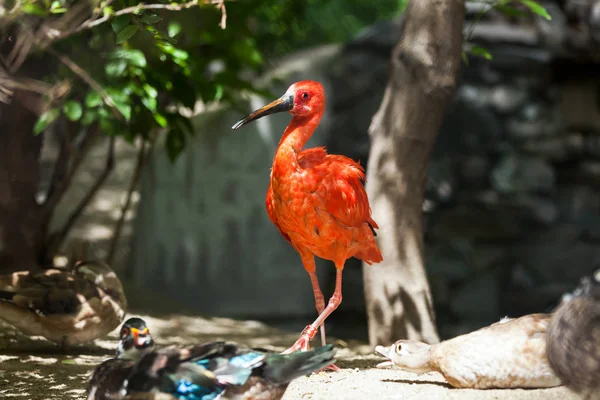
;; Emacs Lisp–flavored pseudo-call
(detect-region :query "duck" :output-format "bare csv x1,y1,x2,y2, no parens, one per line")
546,269,600,399
87,317,337,400
0,260,127,347
375,313,561,389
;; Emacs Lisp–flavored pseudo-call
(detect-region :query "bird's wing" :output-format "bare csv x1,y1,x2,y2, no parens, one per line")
0,264,127,344
0,269,81,316
86,358,134,400
266,183,292,243
299,148,374,229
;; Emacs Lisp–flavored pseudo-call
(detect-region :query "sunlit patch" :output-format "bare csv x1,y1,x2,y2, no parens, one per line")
0,355,18,363
53,255,69,268
85,225,113,240
93,198,114,212
20,356,58,364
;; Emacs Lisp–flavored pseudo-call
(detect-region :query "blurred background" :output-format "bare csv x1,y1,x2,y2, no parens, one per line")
3,0,600,343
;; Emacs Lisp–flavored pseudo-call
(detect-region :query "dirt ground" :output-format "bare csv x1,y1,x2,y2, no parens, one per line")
0,314,582,400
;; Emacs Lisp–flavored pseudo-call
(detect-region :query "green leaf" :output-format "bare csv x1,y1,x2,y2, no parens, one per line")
116,25,140,44
62,100,83,121
154,113,167,127
61,359,77,365
105,60,127,77
140,14,162,24
86,91,103,108
143,84,158,99
34,108,60,135
471,46,493,60
166,128,186,161
113,101,132,121
177,115,194,135
111,15,130,33
168,22,182,38
21,3,47,16
112,49,147,68
142,96,157,112
494,4,527,17
81,109,98,126
461,51,469,66
520,0,551,20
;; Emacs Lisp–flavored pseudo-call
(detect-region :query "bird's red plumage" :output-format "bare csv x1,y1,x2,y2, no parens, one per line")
265,82,382,268
236,80,382,356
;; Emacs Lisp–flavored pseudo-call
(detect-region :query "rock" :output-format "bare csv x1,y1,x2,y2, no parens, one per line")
459,155,490,187
491,154,555,193
506,102,564,140
429,206,523,241
450,269,501,323
489,85,528,114
520,134,584,161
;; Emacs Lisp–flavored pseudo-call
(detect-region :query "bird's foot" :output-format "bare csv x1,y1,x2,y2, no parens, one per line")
282,335,312,354
281,326,341,372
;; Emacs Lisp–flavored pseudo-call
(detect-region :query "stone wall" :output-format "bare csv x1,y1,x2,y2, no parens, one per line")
131,1,600,338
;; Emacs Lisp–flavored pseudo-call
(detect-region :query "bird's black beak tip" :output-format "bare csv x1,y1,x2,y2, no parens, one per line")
231,120,244,130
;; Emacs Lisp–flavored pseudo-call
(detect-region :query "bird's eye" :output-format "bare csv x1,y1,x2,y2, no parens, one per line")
120,327,129,339
395,343,402,353
301,92,310,100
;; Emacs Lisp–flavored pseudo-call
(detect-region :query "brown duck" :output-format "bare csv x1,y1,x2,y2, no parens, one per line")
547,269,600,399
0,260,127,346
376,313,561,389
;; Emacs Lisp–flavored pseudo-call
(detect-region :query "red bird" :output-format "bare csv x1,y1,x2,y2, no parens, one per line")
232,80,382,356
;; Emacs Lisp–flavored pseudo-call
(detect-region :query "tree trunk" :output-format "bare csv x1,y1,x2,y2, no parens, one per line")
363,0,465,345
0,91,46,273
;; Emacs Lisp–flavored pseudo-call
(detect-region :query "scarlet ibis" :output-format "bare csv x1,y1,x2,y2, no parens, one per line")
232,80,383,356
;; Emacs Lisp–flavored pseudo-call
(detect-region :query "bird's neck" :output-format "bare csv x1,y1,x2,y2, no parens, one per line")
272,113,322,172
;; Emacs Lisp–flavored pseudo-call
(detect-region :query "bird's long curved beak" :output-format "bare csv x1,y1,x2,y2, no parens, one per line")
231,94,294,130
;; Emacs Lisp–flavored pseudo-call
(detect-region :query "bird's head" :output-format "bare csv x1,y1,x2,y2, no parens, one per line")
231,80,325,130
115,317,154,361
375,340,433,374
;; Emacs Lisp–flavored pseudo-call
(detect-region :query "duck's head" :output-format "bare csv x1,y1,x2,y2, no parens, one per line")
375,340,433,374
115,317,154,361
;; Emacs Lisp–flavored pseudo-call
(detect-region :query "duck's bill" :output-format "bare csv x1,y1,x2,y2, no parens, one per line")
375,345,392,358
375,345,394,368
231,94,294,130
376,360,394,369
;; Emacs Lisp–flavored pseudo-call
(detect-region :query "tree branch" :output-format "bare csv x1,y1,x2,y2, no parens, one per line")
59,0,227,39
47,47,123,120
106,133,156,269
50,135,116,256
41,118,74,218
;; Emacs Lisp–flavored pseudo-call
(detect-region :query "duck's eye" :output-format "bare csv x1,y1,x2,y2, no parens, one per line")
395,343,402,353
301,92,310,100
120,327,129,339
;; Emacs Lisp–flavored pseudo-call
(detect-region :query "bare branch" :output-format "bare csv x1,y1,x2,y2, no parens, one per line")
41,118,74,219
215,0,227,29
106,132,156,268
67,125,102,184
50,135,116,256
47,47,123,120
60,0,224,38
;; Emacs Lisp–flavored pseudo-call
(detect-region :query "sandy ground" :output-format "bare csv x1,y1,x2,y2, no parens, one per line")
0,314,581,400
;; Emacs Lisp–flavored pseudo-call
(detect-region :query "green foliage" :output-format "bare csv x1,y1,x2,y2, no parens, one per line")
13,0,547,159
5,0,404,160
464,0,551,63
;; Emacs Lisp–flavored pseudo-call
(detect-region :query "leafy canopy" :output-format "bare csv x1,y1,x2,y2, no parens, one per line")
3,0,549,160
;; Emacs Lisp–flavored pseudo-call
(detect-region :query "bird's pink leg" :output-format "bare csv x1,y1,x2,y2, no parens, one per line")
283,266,344,371
300,253,327,346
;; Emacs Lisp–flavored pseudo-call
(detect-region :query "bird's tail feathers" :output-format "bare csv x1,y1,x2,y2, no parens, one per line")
259,345,336,385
